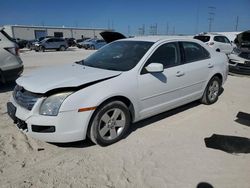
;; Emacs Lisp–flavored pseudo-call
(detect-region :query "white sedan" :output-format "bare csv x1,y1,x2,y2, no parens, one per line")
7,36,228,146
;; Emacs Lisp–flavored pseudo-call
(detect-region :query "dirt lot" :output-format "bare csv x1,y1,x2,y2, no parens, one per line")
0,48,250,188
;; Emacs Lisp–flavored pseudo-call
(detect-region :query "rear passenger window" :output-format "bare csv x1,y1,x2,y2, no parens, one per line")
182,42,210,63
145,42,180,69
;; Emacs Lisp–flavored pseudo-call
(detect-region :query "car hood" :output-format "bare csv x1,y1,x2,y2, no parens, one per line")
100,31,126,43
235,30,250,47
16,64,121,94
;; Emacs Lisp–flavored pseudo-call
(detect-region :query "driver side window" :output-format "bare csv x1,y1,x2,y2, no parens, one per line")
145,42,180,69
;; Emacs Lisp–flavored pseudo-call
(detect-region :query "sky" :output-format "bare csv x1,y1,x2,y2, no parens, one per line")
1,0,250,36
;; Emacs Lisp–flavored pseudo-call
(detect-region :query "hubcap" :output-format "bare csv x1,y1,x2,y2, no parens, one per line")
98,108,126,141
208,80,219,101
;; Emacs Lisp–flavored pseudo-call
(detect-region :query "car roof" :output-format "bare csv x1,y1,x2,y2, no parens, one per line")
197,33,225,37
120,35,195,43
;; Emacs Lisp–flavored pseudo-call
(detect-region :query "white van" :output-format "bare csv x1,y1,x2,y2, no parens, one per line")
0,27,23,83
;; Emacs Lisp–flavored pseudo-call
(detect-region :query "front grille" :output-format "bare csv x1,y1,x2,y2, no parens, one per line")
13,85,41,110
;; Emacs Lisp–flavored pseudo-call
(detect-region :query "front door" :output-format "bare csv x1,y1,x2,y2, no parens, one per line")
137,42,186,118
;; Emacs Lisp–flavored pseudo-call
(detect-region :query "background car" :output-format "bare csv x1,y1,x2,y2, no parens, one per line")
76,38,90,48
80,38,107,50
228,48,250,75
65,38,76,47
29,36,53,50
228,31,250,75
35,37,68,52
194,33,234,54
0,27,23,83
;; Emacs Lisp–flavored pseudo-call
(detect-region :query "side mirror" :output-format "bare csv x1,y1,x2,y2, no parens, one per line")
145,63,164,73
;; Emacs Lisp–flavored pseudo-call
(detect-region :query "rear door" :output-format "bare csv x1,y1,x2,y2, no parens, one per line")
52,38,61,48
180,41,211,98
214,36,233,54
222,36,233,53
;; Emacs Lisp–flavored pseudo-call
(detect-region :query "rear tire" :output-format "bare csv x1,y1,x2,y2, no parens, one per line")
89,101,131,146
201,76,221,105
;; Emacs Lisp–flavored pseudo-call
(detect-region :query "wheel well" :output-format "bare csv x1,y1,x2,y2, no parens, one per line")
213,73,223,83
97,96,135,121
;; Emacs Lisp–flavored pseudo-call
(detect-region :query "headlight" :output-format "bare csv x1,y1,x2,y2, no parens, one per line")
40,92,72,116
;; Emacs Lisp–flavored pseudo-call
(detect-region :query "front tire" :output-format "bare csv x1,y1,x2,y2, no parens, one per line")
201,76,221,105
39,46,45,52
59,45,66,51
89,101,131,146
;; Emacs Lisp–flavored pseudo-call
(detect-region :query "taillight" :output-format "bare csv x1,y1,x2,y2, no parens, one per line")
4,47,20,56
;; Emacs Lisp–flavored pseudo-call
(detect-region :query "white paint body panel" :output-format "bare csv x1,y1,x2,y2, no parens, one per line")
10,37,228,143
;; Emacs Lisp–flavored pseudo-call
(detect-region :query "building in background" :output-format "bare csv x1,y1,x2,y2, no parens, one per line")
3,25,110,40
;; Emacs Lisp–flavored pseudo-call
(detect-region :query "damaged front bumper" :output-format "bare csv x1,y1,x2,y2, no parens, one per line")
229,60,250,75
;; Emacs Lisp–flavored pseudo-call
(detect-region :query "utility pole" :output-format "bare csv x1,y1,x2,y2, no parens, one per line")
138,24,145,36
111,20,114,30
149,24,157,35
208,6,216,32
235,16,239,31
173,26,175,35
195,0,200,34
166,22,169,35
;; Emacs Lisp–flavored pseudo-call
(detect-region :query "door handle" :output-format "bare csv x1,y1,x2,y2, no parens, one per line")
176,71,185,77
208,63,214,68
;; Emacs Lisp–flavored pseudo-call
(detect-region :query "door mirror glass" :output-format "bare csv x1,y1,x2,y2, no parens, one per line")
145,63,164,73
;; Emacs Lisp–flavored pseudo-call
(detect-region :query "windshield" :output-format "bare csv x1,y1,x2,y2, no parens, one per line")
82,41,153,71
